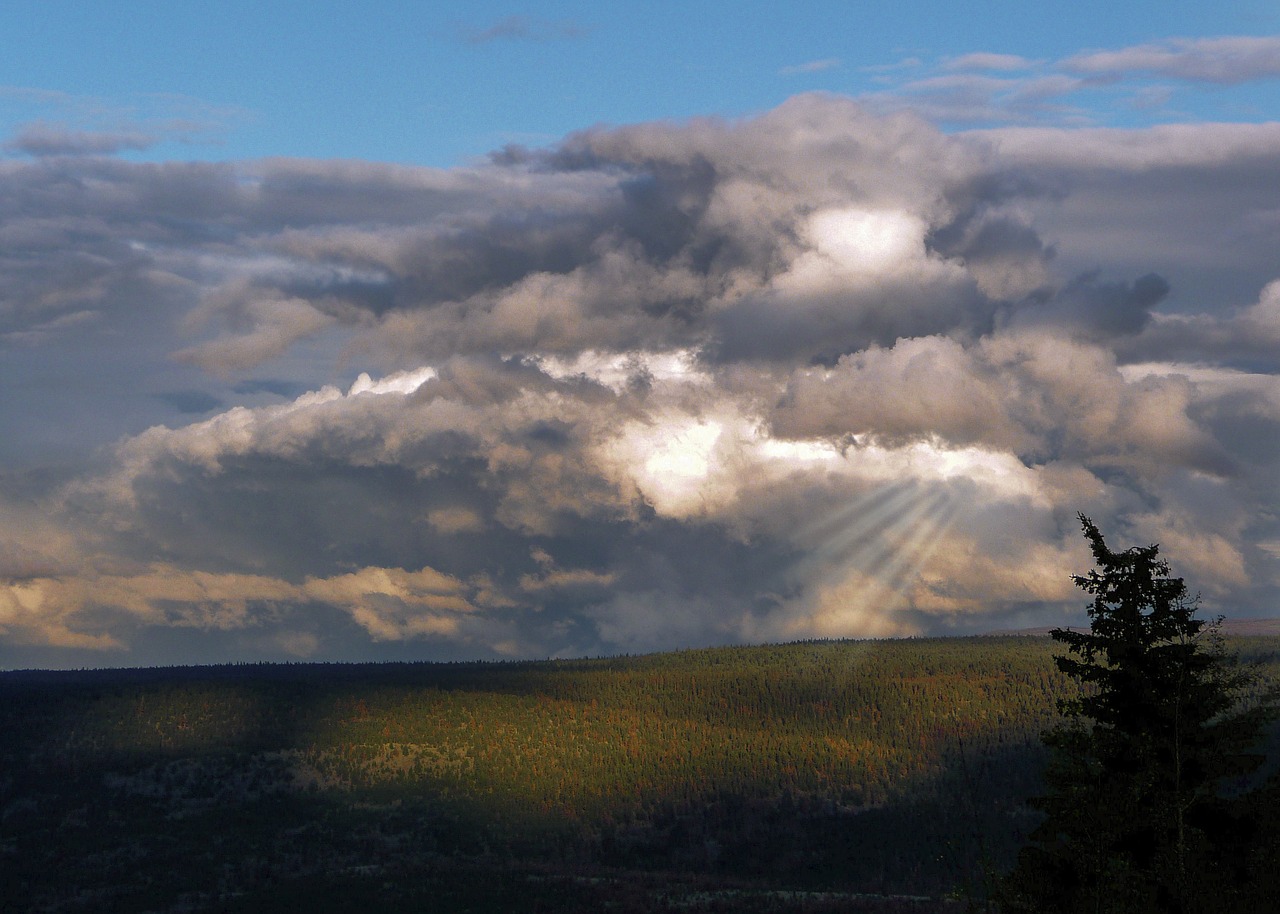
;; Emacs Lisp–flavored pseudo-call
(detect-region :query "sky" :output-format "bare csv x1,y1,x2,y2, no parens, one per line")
2,2,1280,668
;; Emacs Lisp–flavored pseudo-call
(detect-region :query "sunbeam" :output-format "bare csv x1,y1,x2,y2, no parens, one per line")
793,483,944,579
784,479,964,638
791,481,921,551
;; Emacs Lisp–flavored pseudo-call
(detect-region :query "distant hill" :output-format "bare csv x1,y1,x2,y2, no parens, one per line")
1219,617,1280,636
3,636,1278,913
985,617,1280,637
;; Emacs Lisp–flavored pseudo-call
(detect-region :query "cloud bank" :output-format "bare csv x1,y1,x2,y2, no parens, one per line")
2,92,1278,666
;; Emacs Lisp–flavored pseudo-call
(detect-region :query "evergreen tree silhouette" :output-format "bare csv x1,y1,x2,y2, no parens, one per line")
1002,515,1275,913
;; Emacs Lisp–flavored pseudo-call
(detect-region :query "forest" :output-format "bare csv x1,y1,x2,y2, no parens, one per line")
3,633,1279,913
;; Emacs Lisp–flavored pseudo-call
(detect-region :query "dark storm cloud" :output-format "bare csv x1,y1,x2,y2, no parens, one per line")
3,94,1279,664
1113,282,1280,372
1007,272,1169,340
232,378,313,399
971,123,1280,311
155,390,224,414
709,268,988,364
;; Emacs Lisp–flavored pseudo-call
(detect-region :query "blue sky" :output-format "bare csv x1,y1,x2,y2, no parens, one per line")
2,4,1280,668
3,1,1278,166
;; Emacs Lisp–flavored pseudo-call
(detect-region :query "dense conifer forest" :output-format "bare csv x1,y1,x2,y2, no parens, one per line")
3,636,1279,912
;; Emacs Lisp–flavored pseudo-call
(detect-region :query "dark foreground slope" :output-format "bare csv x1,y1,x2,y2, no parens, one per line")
3,637,1278,913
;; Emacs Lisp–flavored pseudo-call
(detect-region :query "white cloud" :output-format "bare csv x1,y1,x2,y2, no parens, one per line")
780,58,842,76
0,562,486,650
1064,36,1280,85
861,35,1280,127
944,53,1038,72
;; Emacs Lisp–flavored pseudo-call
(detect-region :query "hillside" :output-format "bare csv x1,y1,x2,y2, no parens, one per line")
3,636,1278,913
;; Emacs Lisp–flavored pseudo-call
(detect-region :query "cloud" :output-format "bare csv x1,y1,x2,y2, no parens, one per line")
863,35,1280,127
155,390,225,415
944,53,1038,72
173,284,338,375
0,309,102,346
1007,271,1168,340
2,92,1279,665
872,73,1086,124
461,15,590,45
301,566,478,640
0,562,485,650
1064,36,1280,85
964,120,1280,314
1114,280,1280,370
780,58,842,76
4,122,158,157
768,331,1230,477
0,91,246,162
972,120,1280,169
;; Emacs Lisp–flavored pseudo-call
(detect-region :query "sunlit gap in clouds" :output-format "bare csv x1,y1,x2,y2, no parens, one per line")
787,479,961,639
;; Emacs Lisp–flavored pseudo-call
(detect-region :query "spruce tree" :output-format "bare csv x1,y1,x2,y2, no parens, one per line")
1002,515,1275,914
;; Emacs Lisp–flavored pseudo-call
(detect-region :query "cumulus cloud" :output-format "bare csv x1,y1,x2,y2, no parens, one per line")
2,91,1279,665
